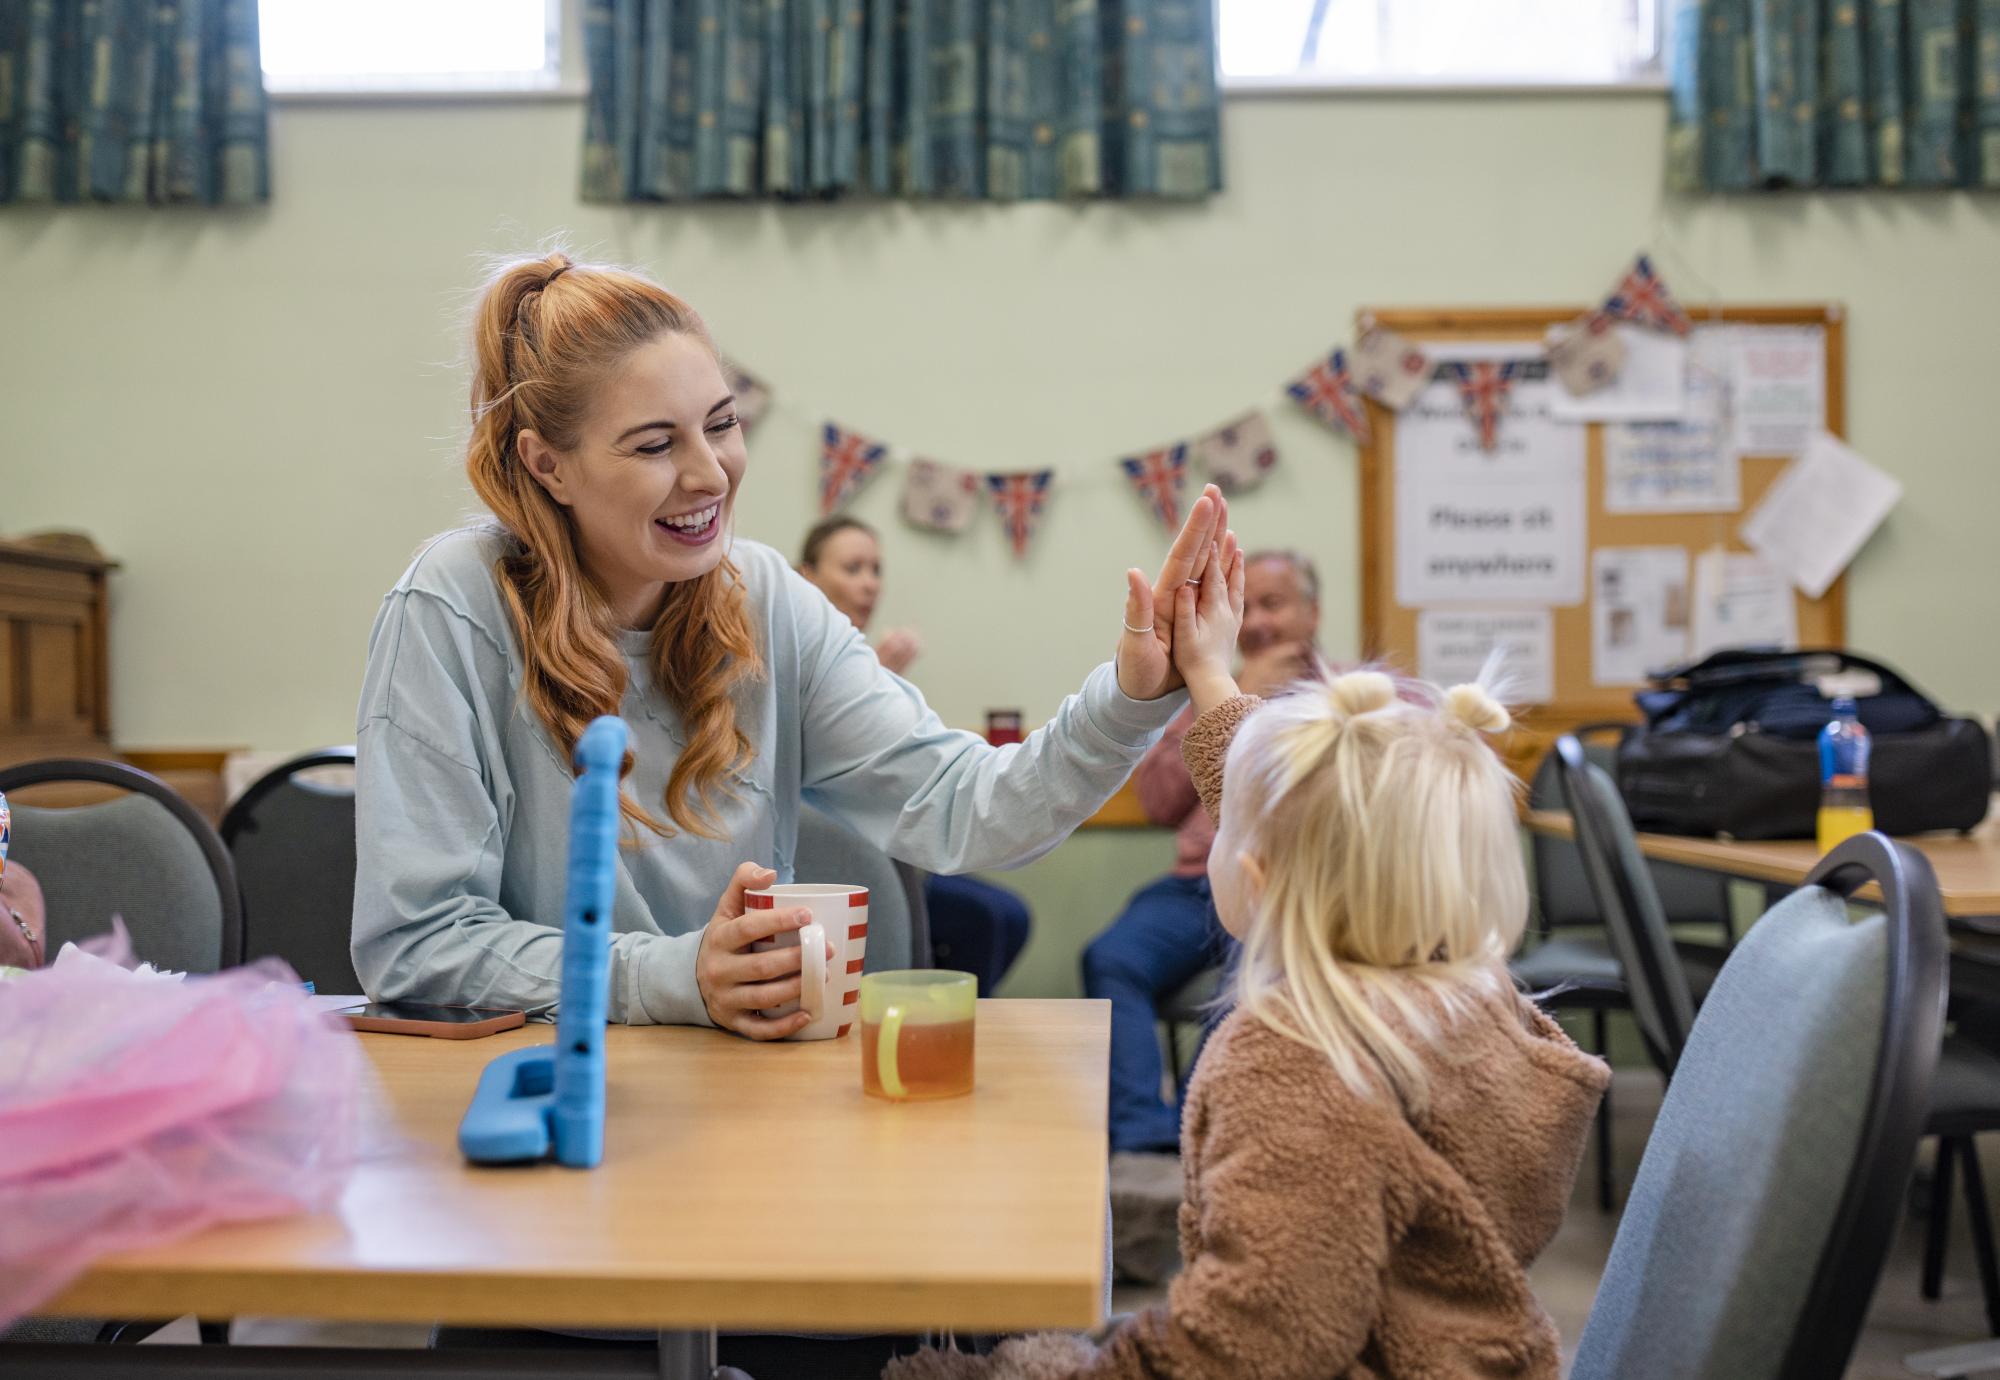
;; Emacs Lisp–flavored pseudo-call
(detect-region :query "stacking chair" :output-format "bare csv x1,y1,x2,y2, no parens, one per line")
1560,740,2000,1340
0,758,240,973
220,748,360,994
0,757,240,1348
1570,832,1945,1378
1519,727,1733,1207
793,805,929,974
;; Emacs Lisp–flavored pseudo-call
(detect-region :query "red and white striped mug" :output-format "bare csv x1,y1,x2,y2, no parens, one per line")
745,883,869,1041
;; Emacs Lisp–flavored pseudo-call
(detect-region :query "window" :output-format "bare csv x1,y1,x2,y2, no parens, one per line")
258,0,562,96
1219,0,1662,90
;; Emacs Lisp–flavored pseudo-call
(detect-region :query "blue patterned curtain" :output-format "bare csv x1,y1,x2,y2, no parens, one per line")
1669,0,2000,190
581,0,1222,202
0,0,269,205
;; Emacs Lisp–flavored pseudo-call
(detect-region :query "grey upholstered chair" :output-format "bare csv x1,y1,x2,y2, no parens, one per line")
0,758,240,973
1569,833,1946,1380
794,805,930,973
220,749,360,994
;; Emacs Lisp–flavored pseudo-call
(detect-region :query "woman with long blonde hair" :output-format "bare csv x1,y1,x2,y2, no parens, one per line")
893,550,1609,1380
352,251,1230,1038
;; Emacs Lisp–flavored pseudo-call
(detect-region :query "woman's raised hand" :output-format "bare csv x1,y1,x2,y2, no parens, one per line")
696,862,834,1040
1116,483,1236,701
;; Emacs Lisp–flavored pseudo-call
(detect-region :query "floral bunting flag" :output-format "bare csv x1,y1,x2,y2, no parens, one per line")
1601,254,1693,337
985,470,1055,558
1545,313,1627,397
1286,348,1371,444
1447,362,1522,451
1350,326,1432,411
1195,411,1278,494
1118,444,1190,532
723,359,773,431
819,422,889,515
901,457,983,533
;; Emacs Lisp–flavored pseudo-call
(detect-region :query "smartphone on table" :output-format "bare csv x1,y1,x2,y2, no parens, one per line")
339,1002,526,1039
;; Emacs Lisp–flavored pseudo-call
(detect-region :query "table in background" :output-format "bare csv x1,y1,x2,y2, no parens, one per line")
1523,807,2000,919
30,1000,1111,1376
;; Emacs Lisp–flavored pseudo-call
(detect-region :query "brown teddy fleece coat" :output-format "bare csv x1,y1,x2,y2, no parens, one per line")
886,696,1611,1380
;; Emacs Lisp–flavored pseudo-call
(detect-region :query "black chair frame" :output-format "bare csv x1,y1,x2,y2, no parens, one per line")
1780,833,1948,1380
0,757,244,969
218,748,356,848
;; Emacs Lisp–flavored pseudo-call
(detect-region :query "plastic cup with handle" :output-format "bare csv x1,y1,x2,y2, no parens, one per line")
860,970,977,1100
745,883,868,1041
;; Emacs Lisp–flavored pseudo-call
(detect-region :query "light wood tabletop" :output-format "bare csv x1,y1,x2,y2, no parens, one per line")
41,999,1112,1335
1524,806,2000,918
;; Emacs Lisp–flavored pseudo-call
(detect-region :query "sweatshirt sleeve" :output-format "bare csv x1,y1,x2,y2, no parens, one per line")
1179,694,1263,824
350,587,702,1025
786,567,1184,873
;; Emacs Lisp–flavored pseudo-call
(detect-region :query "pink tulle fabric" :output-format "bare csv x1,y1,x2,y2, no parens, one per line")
0,926,368,1326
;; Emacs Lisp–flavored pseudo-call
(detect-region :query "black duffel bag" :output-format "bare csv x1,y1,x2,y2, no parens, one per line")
1614,649,1992,840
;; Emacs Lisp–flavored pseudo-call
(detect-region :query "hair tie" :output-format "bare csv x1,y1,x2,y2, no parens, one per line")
1325,670,1396,721
542,263,571,289
1444,683,1511,734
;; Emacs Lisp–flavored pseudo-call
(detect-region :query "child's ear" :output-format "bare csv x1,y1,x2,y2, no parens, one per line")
1237,850,1267,902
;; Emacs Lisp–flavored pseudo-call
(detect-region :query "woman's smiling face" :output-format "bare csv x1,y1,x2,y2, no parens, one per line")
518,331,747,627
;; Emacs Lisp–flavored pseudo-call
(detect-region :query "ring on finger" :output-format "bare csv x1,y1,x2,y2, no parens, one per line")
1122,619,1151,634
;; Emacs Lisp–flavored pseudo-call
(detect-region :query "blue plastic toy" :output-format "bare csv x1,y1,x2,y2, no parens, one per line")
457,715,626,1167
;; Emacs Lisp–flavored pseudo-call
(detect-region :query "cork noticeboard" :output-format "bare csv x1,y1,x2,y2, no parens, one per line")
1354,305,1847,770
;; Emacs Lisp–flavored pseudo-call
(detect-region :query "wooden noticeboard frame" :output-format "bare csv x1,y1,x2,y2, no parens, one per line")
1355,304,1847,770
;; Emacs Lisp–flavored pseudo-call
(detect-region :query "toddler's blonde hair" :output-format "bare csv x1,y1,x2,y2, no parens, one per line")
1224,667,1527,1118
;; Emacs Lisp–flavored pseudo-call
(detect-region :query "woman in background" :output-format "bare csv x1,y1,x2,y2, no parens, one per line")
798,515,1032,995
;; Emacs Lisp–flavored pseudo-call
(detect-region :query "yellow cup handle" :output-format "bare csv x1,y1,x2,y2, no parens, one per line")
876,1003,906,1099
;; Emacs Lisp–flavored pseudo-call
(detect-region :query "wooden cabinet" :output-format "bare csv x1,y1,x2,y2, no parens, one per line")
0,534,116,769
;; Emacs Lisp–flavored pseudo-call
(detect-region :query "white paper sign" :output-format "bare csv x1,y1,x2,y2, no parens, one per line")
1739,430,1901,599
1730,324,1826,458
1395,344,1587,608
1602,329,1740,513
1416,609,1555,704
1690,547,1799,658
1591,546,1690,686
1547,324,1689,423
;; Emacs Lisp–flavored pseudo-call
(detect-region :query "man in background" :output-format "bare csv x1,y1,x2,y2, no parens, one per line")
1083,551,1323,1153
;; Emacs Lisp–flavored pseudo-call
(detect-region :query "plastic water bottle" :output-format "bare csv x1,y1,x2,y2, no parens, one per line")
1817,697,1874,854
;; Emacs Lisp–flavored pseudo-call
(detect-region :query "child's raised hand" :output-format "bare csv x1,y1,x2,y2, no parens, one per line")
1173,531,1246,716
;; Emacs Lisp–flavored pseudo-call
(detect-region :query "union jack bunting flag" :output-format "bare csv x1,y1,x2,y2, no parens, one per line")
1447,362,1521,452
985,469,1054,558
901,457,983,534
1601,254,1692,337
1118,444,1190,532
722,359,773,431
1195,410,1278,494
1545,312,1627,397
1286,348,1371,444
819,422,888,515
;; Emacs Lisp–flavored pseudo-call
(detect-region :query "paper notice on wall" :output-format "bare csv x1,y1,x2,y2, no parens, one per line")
1601,328,1738,513
1689,547,1798,658
1395,344,1587,608
1729,324,1825,457
1739,430,1902,599
1546,324,1688,423
1591,546,1691,686
1416,609,1555,704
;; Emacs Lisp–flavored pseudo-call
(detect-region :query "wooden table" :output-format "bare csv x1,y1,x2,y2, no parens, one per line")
1524,808,2000,918
32,1000,1111,1375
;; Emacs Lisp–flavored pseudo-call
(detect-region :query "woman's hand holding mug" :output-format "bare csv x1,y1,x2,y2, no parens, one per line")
697,862,832,1040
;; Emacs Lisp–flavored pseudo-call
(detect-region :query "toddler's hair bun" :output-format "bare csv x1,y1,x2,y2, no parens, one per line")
1444,683,1511,734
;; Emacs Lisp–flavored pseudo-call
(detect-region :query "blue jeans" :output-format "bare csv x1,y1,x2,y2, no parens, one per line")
1082,874,1236,1153
925,874,1032,997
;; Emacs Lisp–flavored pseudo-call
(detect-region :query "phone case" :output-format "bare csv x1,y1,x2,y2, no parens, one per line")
342,1008,527,1039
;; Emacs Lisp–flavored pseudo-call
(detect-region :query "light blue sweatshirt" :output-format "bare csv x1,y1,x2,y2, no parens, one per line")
351,526,1182,1024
